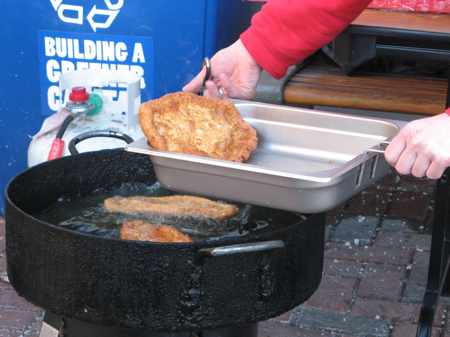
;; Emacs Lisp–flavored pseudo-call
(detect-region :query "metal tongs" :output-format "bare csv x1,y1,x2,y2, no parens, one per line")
198,57,224,99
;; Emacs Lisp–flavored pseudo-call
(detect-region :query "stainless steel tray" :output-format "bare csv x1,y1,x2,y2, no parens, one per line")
126,100,407,213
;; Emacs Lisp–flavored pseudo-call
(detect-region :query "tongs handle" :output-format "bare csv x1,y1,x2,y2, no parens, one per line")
201,57,211,89
357,141,390,187
198,57,224,99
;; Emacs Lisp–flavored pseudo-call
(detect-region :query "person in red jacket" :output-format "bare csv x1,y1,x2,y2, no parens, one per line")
182,0,450,180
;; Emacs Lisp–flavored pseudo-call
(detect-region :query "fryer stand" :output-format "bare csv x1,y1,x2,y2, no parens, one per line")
416,171,450,337
416,75,450,337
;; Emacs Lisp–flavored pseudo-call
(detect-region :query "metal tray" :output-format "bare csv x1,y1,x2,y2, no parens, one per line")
126,100,406,213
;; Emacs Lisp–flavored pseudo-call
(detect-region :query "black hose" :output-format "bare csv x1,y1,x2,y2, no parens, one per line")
55,114,75,139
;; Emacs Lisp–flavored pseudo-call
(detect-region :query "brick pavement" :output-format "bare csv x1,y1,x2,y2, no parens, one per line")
0,169,448,336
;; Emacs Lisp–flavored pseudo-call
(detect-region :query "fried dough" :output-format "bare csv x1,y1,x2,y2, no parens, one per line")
104,195,238,220
120,220,194,243
138,92,258,163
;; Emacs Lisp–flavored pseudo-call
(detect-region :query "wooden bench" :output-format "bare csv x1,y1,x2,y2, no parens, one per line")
254,9,450,116
283,55,448,116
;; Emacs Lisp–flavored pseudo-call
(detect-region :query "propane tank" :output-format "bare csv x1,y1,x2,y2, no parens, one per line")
28,69,144,167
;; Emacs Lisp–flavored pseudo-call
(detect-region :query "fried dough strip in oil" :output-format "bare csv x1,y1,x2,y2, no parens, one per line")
104,195,238,220
120,220,194,243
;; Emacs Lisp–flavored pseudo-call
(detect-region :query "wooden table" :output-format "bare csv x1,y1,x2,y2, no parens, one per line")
255,9,450,116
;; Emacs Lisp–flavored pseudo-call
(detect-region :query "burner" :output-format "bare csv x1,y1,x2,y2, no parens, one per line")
40,311,258,337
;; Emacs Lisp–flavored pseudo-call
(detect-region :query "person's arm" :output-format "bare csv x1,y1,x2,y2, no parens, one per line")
385,111,450,179
241,0,374,80
183,0,373,99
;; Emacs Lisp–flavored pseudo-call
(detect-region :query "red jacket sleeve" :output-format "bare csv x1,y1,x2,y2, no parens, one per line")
240,0,374,79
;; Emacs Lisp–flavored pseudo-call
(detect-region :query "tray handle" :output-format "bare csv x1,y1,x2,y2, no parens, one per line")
356,141,390,187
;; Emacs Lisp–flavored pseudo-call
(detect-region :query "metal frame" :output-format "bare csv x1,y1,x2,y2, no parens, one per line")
332,25,450,74
416,76,450,336
416,167,450,337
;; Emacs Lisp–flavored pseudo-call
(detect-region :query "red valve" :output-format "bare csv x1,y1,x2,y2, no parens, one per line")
69,87,90,102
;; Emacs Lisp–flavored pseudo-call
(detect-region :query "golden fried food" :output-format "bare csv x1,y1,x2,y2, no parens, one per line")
120,220,194,243
104,195,238,220
138,92,258,163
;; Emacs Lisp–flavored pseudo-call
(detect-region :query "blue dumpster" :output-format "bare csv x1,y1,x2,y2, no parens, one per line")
0,0,259,214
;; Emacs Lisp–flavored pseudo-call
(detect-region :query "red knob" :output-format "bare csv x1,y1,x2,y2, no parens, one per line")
69,87,90,102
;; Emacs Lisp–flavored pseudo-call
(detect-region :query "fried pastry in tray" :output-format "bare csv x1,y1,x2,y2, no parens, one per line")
104,195,239,220
120,220,194,243
138,92,258,163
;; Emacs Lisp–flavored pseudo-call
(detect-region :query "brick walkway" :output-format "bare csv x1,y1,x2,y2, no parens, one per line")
1,169,449,336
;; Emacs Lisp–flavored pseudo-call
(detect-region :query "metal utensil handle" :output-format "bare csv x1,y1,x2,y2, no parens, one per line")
201,57,211,88
198,57,224,99
356,141,390,187
196,240,285,259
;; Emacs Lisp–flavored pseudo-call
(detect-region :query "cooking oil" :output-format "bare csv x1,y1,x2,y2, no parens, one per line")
34,181,305,241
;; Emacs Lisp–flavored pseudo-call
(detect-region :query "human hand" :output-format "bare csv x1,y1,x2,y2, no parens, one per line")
182,39,262,100
384,113,450,179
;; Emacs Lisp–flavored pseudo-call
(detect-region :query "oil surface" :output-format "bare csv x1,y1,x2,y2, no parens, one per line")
34,182,304,241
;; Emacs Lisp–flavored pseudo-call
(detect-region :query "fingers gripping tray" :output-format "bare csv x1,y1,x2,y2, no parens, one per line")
127,100,406,213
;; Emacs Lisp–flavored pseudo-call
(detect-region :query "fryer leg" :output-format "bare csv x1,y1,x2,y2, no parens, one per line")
416,168,450,337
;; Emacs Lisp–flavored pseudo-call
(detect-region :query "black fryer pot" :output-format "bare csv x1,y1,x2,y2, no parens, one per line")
5,149,325,332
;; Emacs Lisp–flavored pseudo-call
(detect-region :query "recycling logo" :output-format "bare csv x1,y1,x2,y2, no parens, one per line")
50,0,123,32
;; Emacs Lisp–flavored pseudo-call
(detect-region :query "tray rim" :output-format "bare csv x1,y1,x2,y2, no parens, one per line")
126,103,407,183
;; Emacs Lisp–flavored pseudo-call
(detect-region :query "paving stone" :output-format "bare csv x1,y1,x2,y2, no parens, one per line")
444,310,450,332
0,290,42,312
434,306,447,326
374,231,432,251
0,255,6,281
408,251,430,285
269,309,295,324
325,242,413,266
26,312,44,337
302,274,356,313
387,190,432,220
422,219,434,235
322,258,363,278
390,321,440,337
0,217,5,237
258,321,335,337
331,215,379,245
346,189,391,216
373,169,400,190
439,295,450,307
397,175,437,194
325,214,339,226
380,217,426,233
0,308,42,330
0,217,4,256
0,281,13,291
357,263,405,301
326,201,347,217
350,298,420,323
401,284,426,304
0,329,22,337
292,308,391,336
